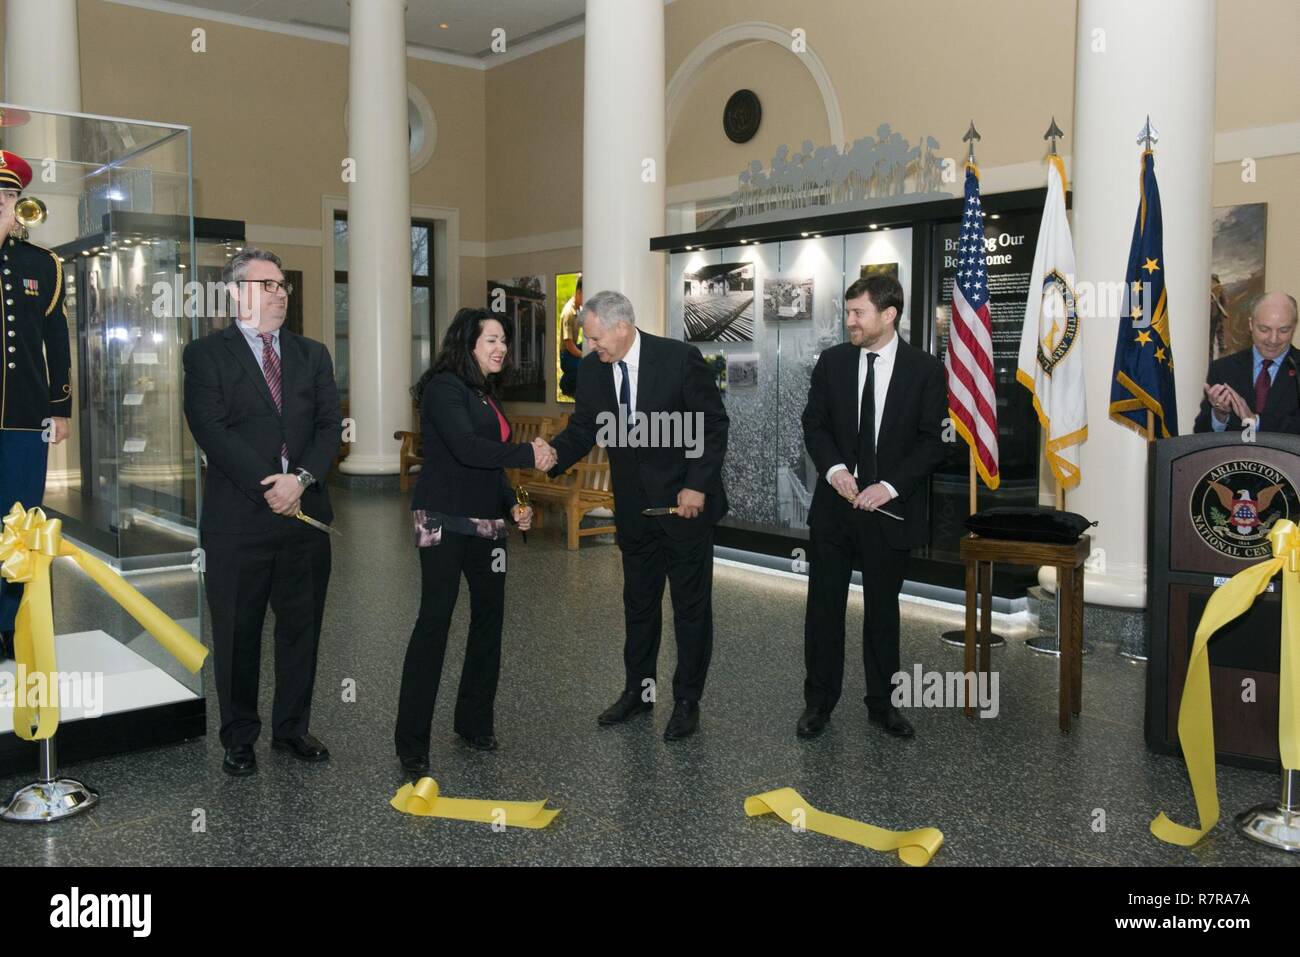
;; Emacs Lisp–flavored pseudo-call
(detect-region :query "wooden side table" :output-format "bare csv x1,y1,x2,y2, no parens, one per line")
960,534,1091,732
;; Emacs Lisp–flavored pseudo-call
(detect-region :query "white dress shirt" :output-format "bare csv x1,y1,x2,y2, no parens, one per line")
613,328,642,412
826,331,899,499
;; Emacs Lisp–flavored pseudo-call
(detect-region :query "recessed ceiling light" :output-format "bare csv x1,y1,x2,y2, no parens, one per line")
868,223,879,229
439,22,449,29
989,213,1000,220
813,234,821,239
801,232,809,237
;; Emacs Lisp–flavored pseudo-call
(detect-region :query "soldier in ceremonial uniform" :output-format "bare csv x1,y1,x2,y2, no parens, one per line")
0,150,72,660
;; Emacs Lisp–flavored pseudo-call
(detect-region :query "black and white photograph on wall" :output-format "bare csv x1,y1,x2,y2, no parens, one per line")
683,261,755,342
1210,203,1267,362
727,353,759,388
486,276,546,402
700,352,728,393
762,277,813,322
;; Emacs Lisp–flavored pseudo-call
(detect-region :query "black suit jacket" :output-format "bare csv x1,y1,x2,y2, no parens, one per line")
802,337,948,549
548,331,729,539
1193,346,1300,434
183,324,341,533
411,372,533,519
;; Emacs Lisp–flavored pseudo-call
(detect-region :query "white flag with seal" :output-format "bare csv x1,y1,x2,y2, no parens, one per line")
1016,156,1087,490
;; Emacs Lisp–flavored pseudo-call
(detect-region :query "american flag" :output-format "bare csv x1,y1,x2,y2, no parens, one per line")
944,164,1000,489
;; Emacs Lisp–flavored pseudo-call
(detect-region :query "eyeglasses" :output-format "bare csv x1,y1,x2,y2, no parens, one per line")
241,279,293,295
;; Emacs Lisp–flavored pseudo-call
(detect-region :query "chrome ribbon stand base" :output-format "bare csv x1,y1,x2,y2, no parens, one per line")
941,629,1005,648
1,737,99,824
1235,769,1300,852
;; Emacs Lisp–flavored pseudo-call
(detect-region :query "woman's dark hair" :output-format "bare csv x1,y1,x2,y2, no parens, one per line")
412,307,513,403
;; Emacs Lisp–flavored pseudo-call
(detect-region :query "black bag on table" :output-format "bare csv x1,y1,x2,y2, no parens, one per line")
963,506,1096,545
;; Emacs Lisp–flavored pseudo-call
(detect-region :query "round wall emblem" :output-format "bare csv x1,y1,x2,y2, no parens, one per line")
1190,460,1298,560
723,89,761,144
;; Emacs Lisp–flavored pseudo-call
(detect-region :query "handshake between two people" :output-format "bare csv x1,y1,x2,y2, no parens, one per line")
829,470,894,512
523,438,706,519
531,437,557,472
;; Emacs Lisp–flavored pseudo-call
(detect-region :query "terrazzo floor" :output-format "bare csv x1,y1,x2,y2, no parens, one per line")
3,484,1293,867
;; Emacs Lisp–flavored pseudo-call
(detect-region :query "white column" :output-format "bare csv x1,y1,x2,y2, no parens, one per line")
1061,0,1216,607
583,0,665,332
340,0,411,476
5,0,80,111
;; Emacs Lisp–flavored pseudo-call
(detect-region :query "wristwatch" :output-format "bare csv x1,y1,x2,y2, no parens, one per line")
294,468,316,488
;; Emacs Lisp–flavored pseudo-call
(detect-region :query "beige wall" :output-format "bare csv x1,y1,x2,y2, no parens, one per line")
0,0,1295,413
668,40,831,187
61,0,488,345
1213,153,1299,299
484,37,583,242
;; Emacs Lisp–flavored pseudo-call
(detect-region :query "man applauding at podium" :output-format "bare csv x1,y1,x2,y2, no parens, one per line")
1195,292,1300,434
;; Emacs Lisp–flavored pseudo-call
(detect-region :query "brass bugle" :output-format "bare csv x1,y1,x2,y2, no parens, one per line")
15,196,45,228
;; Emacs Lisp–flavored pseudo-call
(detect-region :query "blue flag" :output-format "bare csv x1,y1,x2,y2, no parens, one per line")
1109,150,1178,438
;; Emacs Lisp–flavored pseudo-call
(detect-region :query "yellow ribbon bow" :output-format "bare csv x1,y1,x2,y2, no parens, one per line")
744,787,944,866
1151,518,1300,846
0,503,209,740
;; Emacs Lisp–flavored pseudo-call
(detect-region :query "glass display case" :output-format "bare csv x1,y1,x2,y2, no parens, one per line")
659,188,1050,593
0,105,204,774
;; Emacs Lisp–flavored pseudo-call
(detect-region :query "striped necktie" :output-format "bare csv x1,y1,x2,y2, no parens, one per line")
259,333,288,462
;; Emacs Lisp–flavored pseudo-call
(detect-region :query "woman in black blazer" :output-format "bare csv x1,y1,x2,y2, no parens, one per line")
394,307,555,772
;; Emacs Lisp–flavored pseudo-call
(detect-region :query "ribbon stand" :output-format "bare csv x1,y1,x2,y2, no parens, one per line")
2,736,99,823
2,558,98,823
1236,770,1300,852
942,121,1004,650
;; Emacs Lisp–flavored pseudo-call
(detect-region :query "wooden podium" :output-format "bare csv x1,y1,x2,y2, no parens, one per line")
1146,431,1300,771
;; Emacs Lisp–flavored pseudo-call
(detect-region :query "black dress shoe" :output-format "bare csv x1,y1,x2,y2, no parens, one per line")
796,707,830,739
271,734,330,761
399,754,430,774
223,745,256,776
663,700,700,741
597,690,653,726
0,630,14,662
457,733,498,751
868,707,915,739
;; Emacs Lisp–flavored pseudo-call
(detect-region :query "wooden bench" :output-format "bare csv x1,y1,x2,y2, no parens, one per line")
520,443,615,550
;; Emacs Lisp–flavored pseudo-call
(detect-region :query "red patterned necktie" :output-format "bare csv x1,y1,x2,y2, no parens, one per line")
259,333,289,462
1255,358,1272,419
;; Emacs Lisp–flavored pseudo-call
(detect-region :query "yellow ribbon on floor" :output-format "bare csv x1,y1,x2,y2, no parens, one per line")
1151,519,1300,847
0,503,209,740
744,787,944,866
391,777,559,829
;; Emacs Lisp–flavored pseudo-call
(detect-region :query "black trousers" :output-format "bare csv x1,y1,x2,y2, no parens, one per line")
394,532,506,757
619,518,714,703
803,511,910,713
203,521,332,748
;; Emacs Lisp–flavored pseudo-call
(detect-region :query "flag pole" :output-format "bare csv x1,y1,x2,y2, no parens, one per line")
969,452,976,514
944,120,1005,649
1027,116,1074,658
1044,116,1066,511
1140,116,1158,449
963,119,983,524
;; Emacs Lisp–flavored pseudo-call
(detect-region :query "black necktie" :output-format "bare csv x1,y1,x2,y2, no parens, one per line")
619,360,632,416
858,352,877,483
